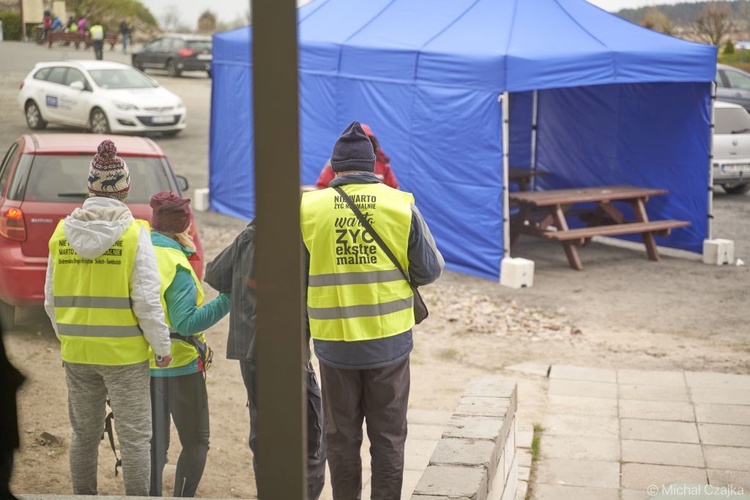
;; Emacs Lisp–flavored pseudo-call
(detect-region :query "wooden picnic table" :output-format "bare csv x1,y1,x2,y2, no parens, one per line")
509,185,691,270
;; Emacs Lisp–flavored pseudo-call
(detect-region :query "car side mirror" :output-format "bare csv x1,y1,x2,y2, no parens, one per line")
70,81,85,91
177,175,189,191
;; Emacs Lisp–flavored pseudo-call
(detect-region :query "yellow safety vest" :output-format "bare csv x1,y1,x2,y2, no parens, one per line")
90,25,104,40
149,245,206,371
301,183,415,342
49,219,150,365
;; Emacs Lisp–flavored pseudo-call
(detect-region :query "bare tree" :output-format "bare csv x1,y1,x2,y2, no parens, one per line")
641,7,673,35
161,4,181,31
694,1,735,46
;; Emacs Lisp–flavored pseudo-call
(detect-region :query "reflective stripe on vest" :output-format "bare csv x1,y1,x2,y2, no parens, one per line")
301,183,415,342
49,219,150,365
150,245,206,370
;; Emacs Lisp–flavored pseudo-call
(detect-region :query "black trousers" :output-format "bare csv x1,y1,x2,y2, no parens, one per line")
239,360,326,500
92,40,103,60
150,372,210,497
320,357,410,500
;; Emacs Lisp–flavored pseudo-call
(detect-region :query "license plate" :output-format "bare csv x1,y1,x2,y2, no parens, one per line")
721,164,750,173
197,54,211,60
151,115,174,124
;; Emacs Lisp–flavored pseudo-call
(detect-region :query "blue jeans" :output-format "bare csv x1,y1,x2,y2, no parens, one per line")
239,360,326,500
122,33,128,53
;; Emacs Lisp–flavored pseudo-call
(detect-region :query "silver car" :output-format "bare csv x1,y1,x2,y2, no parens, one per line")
716,63,750,112
713,101,750,194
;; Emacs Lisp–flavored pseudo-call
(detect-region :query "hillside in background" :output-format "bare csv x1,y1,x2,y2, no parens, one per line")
617,0,749,28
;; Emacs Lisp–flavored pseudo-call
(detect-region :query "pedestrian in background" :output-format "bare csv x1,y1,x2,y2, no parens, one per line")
301,121,444,499
119,19,131,54
315,123,399,189
204,218,327,500
44,139,173,496
77,15,87,36
89,21,104,60
148,191,230,498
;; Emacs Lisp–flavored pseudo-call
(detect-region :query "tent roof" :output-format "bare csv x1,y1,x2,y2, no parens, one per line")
217,0,716,93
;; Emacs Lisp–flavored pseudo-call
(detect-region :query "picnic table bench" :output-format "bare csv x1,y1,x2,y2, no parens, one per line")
39,32,119,51
509,185,691,270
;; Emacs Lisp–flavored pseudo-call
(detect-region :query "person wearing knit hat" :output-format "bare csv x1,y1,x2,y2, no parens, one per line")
300,120,444,499
329,121,376,173
315,122,399,189
147,190,229,497
87,139,131,200
45,140,172,496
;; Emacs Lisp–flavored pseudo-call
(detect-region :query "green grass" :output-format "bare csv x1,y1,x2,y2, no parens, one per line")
525,423,544,500
531,423,543,460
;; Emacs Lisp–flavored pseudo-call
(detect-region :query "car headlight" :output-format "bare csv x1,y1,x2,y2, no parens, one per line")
114,102,138,111
176,100,185,108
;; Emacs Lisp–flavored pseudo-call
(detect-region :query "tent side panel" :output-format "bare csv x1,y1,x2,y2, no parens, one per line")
535,82,710,254
300,73,340,184
409,85,504,280
209,60,255,220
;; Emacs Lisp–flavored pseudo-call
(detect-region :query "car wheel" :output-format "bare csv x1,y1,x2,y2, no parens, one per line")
133,57,144,72
162,130,182,138
89,107,110,134
25,101,47,130
0,300,15,331
722,183,750,195
167,59,181,77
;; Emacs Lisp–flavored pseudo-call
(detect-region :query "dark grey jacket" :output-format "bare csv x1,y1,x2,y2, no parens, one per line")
305,172,445,370
204,222,257,360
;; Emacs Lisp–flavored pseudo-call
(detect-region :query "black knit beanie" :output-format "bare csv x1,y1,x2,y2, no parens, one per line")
330,121,376,173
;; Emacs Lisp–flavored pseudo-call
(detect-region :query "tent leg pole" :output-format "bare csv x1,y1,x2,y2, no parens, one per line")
501,91,511,267
530,89,538,190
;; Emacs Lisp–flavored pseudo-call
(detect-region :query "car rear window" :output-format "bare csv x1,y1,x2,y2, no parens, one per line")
715,107,750,135
187,41,211,51
18,154,175,203
88,68,158,89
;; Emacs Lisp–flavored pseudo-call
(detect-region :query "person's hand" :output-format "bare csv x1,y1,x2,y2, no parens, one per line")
155,354,172,367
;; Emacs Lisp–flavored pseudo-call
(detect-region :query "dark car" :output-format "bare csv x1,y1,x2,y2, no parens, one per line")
0,134,205,330
132,33,212,78
716,63,750,112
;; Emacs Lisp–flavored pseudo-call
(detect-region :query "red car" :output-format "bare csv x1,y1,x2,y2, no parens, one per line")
0,133,204,330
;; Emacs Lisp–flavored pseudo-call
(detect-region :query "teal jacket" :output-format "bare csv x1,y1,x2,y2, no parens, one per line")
150,231,230,377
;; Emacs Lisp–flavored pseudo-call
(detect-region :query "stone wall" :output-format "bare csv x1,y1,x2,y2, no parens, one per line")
412,378,518,500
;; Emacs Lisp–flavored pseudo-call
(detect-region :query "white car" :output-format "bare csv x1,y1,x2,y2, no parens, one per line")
17,60,187,136
713,101,750,194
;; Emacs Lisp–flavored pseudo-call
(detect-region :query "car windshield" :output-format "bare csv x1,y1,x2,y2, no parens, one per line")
22,154,174,203
715,107,750,135
88,68,158,89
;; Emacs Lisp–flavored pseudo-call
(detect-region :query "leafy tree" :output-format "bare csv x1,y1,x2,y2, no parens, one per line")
694,1,735,46
641,7,673,35
66,0,157,30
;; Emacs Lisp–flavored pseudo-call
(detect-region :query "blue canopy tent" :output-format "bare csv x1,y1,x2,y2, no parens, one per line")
209,0,716,280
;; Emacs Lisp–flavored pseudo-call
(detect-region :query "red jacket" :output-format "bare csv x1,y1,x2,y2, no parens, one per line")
315,150,399,189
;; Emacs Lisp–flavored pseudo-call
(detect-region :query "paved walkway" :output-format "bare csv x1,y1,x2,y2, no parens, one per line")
529,365,750,500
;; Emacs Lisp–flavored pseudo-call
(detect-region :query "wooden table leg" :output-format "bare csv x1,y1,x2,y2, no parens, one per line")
632,198,659,261
553,205,583,270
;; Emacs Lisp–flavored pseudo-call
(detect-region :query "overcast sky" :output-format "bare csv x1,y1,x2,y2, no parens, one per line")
139,0,707,28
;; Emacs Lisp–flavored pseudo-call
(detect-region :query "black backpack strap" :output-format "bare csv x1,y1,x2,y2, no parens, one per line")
333,186,411,283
